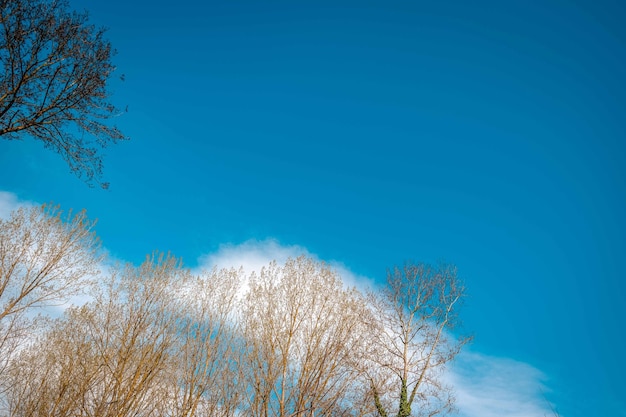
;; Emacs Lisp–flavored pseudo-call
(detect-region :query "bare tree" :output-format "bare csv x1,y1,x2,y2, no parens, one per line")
2,253,188,417
0,203,100,379
3,307,104,417
2,253,249,417
362,263,470,417
1,241,471,417
0,0,127,187
164,266,245,417
240,256,369,417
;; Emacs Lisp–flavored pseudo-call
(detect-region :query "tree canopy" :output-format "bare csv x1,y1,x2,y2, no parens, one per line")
0,204,470,416
0,0,127,187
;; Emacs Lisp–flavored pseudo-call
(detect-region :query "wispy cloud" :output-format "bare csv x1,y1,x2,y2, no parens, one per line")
197,239,308,275
0,190,33,218
195,238,375,292
447,351,556,417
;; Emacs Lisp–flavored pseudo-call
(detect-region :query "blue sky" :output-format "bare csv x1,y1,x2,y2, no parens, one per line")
1,0,625,415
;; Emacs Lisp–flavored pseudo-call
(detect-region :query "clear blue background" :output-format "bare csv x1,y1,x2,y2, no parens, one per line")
1,0,624,415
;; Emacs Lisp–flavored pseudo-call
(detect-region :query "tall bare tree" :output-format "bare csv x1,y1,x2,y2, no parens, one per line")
2,253,248,417
2,253,186,417
0,203,100,378
0,0,127,187
3,306,105,417
164,266,244,417
240,256,369,417
362,263,470,417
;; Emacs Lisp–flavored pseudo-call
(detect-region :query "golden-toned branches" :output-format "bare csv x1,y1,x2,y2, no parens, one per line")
1,233,471,417
240,256,370,417
0,203,100,377
2,252,246,417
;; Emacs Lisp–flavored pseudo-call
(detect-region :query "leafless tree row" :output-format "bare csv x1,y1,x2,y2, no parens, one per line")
0,205,469,417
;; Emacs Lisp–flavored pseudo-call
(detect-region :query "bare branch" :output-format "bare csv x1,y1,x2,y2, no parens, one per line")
360,262,471,417
0,0,128,187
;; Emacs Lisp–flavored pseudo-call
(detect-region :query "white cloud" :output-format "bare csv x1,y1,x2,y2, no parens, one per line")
195,238,375,293
197,239,308,275
447,351,557,417
0,190,33,218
